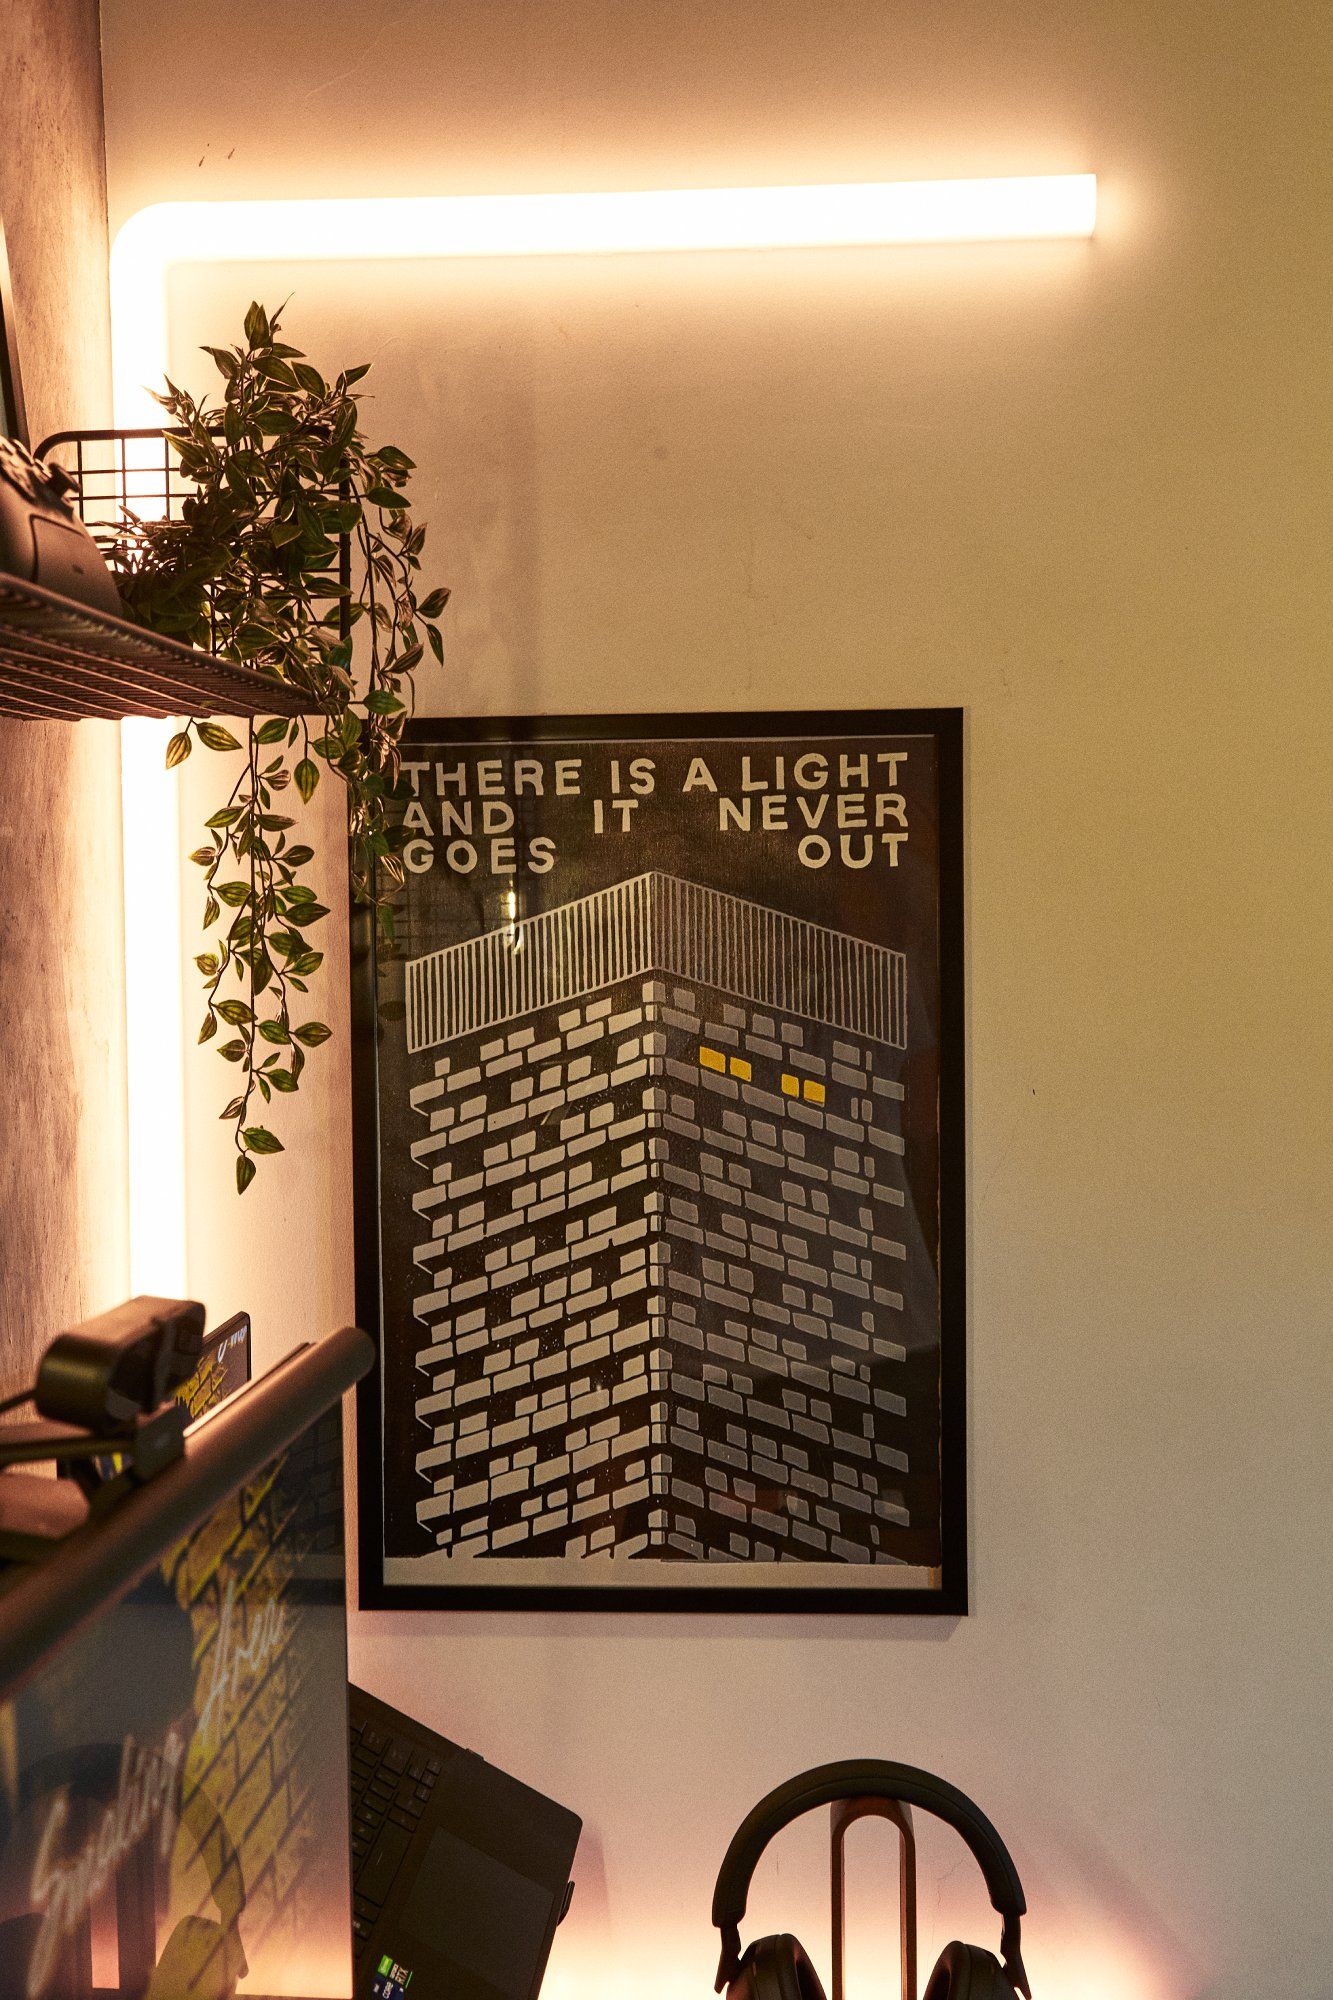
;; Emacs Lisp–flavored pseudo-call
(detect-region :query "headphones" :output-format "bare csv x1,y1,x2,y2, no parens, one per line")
711,1761,1031,2000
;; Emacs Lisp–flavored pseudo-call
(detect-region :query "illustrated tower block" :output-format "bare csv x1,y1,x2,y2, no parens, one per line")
399,872,939,1568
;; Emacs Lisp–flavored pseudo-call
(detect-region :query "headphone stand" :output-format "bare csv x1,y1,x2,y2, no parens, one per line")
830,1796,918,2000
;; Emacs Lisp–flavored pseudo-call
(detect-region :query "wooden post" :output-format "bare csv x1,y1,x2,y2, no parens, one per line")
830,1795,917,2000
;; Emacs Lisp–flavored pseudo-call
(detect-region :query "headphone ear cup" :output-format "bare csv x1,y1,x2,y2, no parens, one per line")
923,1941,1015,2000
730,1934,830,2000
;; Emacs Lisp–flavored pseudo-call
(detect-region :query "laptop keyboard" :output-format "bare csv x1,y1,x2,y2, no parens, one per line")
350,1713,443,1953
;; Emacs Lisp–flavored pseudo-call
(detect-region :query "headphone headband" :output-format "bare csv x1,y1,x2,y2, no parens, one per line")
711,1761,1029,1997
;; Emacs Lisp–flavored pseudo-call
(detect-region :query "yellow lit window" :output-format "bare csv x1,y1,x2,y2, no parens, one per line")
780,1073,799,1096
729,1056,752,1082
803,1079,826,1105
699,1046,726,1073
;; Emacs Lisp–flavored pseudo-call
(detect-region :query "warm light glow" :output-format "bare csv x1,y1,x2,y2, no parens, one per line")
120,718,187,1296
111,177,1095,422
111,170,1094,1291
537,1926,1171,2000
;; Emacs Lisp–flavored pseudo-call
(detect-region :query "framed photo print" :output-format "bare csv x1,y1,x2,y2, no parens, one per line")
352,709,965,1612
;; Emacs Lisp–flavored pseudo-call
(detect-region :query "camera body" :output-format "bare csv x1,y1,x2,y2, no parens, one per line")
35,1296,207,1433
0,433,122,616
0,1300,209,1562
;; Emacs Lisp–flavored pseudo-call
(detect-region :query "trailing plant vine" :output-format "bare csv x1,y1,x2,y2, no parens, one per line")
108,302,448,1192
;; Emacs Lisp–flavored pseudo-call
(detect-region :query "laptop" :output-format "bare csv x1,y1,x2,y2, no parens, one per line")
349,1683,581,2000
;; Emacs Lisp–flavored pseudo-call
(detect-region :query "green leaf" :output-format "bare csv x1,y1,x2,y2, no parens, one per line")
270,516,303,547
267,1067,299,1092
366,688,405,715
255,716,290,743
342,362,371,385
295,758,319,803
242,1125,285,1155
220,1095,245,1120
202,344,240,380
219,1039,247,1062
293,1021,332,1047
203,895,220,928
198,722,242,753
288,949,323,978
258,1019,290,1044
419,587,451,618
188,846,215,868
206,806,242,828
236,1154,257,1195
286,901,329,926
166,730,192,768
282,844,315,867
427,623,444,664
216,997,254,1026
244,301,272,346
198,1012,217,1044
195,953,219,976
215,881,250,907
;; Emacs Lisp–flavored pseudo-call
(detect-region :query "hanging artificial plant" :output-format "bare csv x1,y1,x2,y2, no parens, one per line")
108,302,449,1192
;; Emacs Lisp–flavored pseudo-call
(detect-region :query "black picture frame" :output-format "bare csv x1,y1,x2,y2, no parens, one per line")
353,709,966,1613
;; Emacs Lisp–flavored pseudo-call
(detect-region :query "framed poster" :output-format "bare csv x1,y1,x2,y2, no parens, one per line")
353,709,965,1612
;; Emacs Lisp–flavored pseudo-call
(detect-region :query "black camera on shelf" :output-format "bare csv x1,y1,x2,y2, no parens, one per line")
0,433,123,616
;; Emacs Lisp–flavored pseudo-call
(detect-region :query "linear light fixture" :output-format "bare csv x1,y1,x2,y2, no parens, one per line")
112,172,1095,1292
121,716,187,1296
112,176,1095,423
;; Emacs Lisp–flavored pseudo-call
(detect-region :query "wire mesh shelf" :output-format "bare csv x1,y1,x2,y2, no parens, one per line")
41,426,203,538
0,428,324,721
0,574,313,721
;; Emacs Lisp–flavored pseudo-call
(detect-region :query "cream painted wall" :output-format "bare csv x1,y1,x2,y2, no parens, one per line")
100,5,1332,1998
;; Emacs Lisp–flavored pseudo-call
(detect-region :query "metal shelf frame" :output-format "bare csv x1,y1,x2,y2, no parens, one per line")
0,427,325,721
